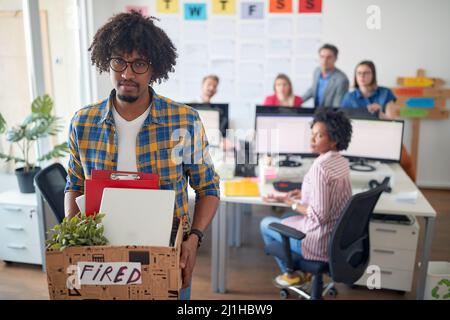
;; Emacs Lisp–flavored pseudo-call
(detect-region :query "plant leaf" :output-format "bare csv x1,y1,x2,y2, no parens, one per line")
0,113,6,134
31,94,53,115
37,142,69,162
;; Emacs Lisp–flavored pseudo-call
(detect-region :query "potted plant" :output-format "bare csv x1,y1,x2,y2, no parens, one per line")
0,94,68,193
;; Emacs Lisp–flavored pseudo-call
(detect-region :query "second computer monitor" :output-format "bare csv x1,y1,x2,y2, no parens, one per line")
342,118,404,162
255,109,314,156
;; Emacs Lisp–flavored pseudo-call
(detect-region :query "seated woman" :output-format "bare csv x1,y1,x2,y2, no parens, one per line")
260,108,353,286
263,74,303,107
341,60,396,118
341,60,416,182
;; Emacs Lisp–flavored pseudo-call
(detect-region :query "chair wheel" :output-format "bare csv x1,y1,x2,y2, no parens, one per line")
280,289,289,299
328,287,338,297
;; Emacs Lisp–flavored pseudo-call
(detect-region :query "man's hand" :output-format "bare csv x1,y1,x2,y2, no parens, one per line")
180,235,199,288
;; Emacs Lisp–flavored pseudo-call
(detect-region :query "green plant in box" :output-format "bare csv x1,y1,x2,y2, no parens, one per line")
46,213,109,251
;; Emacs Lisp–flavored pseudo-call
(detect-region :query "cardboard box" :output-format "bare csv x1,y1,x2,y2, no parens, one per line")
46,223,182,300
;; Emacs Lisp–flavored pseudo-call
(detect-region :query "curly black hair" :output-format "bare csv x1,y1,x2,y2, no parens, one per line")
89,11,177,84
311,108,353,151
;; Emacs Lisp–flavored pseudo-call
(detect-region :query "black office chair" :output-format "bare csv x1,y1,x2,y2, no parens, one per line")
34,163,68,224
264,178,390,299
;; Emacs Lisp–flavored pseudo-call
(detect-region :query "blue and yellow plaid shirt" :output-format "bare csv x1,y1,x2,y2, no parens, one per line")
65,87,220,237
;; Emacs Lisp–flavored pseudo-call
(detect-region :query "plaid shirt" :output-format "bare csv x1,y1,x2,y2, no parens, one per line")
65,87,220,238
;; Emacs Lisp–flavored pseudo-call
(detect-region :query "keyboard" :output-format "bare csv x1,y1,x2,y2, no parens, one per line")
273,181,302,193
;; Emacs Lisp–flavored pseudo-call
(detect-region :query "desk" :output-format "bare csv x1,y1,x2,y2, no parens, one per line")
209,163,436,300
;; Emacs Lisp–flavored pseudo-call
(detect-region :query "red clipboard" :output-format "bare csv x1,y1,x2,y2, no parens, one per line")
85,170,159,215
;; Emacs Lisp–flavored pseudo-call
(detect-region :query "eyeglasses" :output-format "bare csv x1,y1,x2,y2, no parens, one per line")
109,57,151,74
356,71,372,77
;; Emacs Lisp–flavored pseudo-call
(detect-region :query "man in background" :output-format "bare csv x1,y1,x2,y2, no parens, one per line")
301,44,349,107
198,74,219,103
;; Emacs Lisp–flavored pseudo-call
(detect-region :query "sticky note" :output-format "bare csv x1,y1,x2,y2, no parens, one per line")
224,179,260,197
213,0,236,15
399,108,428,118
184,3,207,20
405,98,435,108
393,88,424,97
403,77,434,87
241,2,264,19
299,0,322,13
156,0,179,14
125,5,148,16
269,0,293,13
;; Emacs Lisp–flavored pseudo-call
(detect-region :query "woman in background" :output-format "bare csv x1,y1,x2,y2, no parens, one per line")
341,60,416,181
260,108,353,287
341,60,396,118
263,74,303,107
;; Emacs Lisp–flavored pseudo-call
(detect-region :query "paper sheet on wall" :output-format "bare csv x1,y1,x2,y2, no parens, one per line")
297,16,322,35
239,22,265,39
156,17,181,40
268,38,292,56
240,43,265,60
213,79,235,101
182,22,208,41
182,81,203,101
238,82,264,99
294,77,313,96
211,18,237,36
266,58,291,77
294,57,318,77
295,38,321,56
154,79,180,98
238,62,264,79
182,43,209,62
210,59,235,78
268,18,293,35
211,39,235,58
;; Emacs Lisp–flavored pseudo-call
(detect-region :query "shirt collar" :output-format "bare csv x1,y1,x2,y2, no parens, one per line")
355,86,380,99
320,68,335,80
97,86,166,125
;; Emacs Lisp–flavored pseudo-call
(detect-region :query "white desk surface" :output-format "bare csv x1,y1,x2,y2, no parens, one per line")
189,162,436,218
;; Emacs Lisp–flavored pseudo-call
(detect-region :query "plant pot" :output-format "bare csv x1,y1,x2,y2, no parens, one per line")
15,166,41,193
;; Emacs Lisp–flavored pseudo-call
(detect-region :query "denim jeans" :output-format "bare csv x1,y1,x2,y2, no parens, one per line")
260,215,302,274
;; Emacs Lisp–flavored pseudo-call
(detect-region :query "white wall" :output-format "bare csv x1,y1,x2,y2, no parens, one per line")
87,0,450,188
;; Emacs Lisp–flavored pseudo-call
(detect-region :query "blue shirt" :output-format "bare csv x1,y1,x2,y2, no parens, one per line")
315,72,332,107
341,86,396,112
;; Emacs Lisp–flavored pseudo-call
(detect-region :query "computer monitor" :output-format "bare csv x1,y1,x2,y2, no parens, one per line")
256,105,315,116
255,107,314,166
342,118,404,171
341,107,378,119
186,103,229,138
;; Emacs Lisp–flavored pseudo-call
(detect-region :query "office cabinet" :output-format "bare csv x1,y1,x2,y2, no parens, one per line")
0,190,42,265
355,219,419,292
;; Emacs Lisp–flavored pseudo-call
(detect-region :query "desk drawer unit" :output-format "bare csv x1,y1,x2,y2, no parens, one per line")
370,221,419,250
355,219,419,292
0,204,42,265
355,267,414,292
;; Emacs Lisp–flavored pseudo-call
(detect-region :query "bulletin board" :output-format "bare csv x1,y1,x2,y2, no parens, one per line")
122,0,324,130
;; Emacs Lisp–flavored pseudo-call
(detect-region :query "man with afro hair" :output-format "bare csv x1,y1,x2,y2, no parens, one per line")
64,11,220,300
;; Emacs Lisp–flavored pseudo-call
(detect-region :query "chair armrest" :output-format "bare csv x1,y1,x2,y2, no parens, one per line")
268,222,306,240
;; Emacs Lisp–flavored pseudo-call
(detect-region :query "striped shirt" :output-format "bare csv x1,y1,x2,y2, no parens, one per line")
65,87,221,238
282,151,352,262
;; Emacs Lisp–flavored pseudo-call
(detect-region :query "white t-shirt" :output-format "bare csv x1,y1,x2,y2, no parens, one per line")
112,105,150,172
